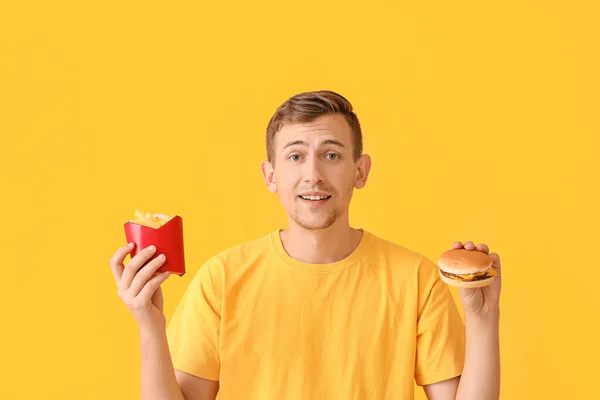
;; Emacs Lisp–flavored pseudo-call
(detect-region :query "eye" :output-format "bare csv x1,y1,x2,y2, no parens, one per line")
326,153,339,160
289,154,301,161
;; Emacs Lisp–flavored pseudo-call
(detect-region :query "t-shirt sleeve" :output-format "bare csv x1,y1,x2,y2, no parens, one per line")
166,258,223,381
414,257,466,386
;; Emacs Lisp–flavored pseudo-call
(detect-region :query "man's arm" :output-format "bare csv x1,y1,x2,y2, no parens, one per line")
140,325,218,400
139,324,185,400
455,311,500,400
423,376,460,400
175,370,219,400
423,311,500,400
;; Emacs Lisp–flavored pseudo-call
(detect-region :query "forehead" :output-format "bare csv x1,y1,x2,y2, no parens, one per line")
276,114,352,150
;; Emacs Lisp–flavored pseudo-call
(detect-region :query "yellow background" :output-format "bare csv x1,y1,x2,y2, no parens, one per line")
1,1,598,398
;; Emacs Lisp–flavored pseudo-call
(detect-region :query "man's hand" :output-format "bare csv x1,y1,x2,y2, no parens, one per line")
451,241,502,316
110,242,172,330
446,241,502,400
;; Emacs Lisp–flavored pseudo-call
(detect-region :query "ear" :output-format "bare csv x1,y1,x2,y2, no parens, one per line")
261,160,278,193
354,154,372,189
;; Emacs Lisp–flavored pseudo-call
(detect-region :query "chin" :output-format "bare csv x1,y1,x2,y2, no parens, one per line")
291,211,339,231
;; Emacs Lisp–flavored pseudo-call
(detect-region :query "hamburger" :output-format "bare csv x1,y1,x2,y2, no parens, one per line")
437,249,496,288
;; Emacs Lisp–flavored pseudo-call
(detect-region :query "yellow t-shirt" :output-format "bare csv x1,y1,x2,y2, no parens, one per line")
166,229,465,399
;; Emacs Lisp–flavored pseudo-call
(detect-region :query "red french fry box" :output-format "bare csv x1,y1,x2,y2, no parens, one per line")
123,215,186,276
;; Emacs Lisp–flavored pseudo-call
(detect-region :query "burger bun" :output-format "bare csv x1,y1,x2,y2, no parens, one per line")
438,249,495,288
439,271,495,288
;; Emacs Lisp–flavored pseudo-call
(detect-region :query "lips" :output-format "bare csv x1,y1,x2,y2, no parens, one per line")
298,194,331,206
298,195,332,201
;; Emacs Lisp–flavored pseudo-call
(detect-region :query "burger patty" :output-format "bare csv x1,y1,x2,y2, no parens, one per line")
440,269,495,281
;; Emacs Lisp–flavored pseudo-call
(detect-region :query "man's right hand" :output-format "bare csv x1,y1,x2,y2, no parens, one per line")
110,242,172,330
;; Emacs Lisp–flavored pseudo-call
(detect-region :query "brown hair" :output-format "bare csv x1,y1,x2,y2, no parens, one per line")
265,90,363,165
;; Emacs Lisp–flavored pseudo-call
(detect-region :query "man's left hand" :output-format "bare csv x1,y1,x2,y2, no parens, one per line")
451,241,502,316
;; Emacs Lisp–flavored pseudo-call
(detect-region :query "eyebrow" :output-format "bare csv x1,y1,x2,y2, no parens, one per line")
282,139,346,150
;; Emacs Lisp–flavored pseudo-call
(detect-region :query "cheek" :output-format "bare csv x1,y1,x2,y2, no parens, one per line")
332,171,356,193
274,178,297,201
275,170,299,191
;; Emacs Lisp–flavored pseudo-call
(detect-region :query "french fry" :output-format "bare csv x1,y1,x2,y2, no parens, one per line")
124,209,186,276
129,209,174,228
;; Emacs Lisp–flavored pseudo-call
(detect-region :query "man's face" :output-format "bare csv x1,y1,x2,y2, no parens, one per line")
262,113,370,231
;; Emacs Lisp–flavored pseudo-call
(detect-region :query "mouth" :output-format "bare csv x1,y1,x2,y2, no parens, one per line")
298,194,332,205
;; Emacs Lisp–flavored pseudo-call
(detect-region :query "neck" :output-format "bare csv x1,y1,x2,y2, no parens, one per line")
279,216,363,264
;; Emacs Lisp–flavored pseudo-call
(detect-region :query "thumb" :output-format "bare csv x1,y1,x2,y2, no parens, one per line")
489,253,501,278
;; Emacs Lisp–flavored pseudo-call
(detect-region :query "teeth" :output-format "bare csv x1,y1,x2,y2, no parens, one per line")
301,195,329,200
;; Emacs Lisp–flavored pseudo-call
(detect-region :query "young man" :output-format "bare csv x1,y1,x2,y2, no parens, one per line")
110,90,501,399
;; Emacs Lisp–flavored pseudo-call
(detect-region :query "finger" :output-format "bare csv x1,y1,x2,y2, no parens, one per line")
137,271,171,302
129,254,167,296
464,241,476,250
121,245,158,290
110,243,135,285
452,241,463,249
476,243,489,254
489,253,501,277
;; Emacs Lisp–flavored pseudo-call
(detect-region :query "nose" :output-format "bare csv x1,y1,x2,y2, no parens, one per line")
303,155,325,185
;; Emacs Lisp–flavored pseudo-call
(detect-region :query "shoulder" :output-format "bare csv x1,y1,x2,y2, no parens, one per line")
366,231,442,290
196,231,274,277
367,231,438,271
